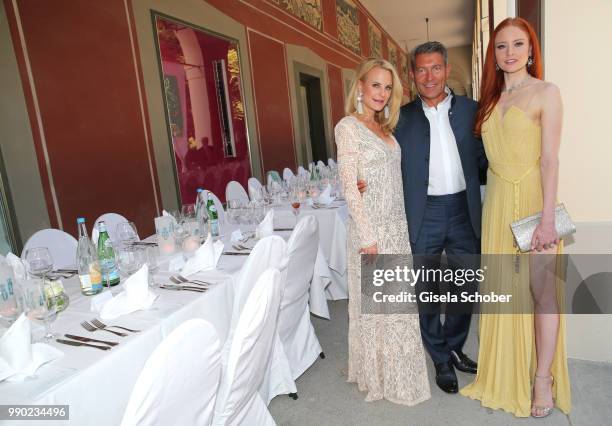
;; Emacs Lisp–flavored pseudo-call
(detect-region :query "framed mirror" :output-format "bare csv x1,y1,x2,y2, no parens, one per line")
152,12,252,204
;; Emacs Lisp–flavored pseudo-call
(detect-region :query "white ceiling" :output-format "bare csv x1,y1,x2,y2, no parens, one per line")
359,0,475,52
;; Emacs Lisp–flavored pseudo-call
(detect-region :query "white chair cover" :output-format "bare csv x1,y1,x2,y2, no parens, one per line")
316,160,325,169
247,177,263,201
328,158,336,167
282,168,294,181
212,269,282,426
279,216,323,379
297,166,308,177
22,229,78,269
91,212,130,246
207,190,226,225
224,235,296,404
121,319,222,426
225,181,249,203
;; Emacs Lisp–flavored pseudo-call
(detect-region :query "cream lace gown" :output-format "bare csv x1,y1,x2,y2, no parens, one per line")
335,116,430,405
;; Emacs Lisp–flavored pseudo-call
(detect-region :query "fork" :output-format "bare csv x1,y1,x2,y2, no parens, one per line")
232,244,251,251
170,274,213,286
91,318,141,333
160,284,207,292
80,321,127,337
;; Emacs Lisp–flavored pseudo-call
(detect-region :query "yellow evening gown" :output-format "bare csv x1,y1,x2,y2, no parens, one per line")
460,105,571,417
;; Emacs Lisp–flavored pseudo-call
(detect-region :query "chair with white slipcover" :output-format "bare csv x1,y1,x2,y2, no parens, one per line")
225,180,249,204
121,319,222,426
247,177,263,201
282,168,295,181
22,229,78,269
212,268,282,426
91,212,131,246
278,216,323,381
223,235,296,404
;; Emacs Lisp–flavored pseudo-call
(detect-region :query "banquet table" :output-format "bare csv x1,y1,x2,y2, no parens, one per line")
0,199,348,425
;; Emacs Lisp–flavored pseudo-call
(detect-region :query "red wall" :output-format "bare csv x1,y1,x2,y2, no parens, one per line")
5,0,159,237
247,30,296,174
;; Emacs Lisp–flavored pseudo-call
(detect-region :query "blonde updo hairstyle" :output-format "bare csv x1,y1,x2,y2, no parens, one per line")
345,58,403,134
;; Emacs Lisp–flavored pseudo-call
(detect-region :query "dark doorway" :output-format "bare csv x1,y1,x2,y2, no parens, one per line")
299,73,327,163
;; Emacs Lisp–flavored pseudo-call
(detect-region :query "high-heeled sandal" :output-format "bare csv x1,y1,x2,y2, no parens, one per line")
531,373,554,418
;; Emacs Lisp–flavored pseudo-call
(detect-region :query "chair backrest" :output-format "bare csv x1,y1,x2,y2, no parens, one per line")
233,236,287,315
225,180,249,204
121,319,221,426
316,160,325,169
22,229,78,269
328,158,336,168
282,168,294,181
213,268,282,425
206,190,226,225
266,170,281,187
91,213,130,246
278,216,319,335
297,166,308,177
247,177,263,201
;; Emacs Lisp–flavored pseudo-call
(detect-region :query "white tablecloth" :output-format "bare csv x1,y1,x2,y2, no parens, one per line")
0,262,239,426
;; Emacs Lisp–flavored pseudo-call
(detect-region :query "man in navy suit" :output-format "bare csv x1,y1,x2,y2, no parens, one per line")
359,42,487,393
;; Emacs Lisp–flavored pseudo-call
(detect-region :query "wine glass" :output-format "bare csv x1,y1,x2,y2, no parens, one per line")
181,203,196,220
290,191,301,224
115,245,146,278
116,221,139,246
23,278,58,341
24,247,53,278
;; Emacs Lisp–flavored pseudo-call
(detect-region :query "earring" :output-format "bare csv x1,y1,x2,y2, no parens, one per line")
495,63,500,71
527,56,534,67
383,104,390,119
356,91,364,114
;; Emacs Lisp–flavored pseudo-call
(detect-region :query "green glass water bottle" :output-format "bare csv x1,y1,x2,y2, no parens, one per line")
97,221,120,286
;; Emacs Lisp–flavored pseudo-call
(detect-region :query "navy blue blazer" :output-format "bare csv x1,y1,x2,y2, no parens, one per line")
394,94,488,244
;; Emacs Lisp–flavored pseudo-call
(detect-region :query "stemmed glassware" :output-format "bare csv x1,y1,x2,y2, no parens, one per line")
23,278,58,341
116,221,139,246
115,245,146,278
290,190,301,224
24,247,53,278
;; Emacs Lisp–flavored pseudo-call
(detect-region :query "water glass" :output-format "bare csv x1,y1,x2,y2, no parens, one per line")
116,221,139,245
24,247,53,278
144,246,160,288
23,278,57,342
115,245,146,278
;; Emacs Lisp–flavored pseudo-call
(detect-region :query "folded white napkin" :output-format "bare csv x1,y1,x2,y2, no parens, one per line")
316,184,336,205
230,229,244,243
99,265,158,320
181,234,224,276
5,252,26,280
256,210,274,239
0,314,63,382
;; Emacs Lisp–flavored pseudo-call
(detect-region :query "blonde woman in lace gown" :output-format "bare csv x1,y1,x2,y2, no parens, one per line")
334,58,430,405
461,18,571,418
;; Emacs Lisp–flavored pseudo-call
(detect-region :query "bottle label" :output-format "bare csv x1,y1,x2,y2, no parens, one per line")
100,259,120,284
79,274,92,291
210,219,219,237
89,263,103,291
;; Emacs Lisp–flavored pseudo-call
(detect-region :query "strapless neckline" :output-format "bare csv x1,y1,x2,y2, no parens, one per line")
495,104,540,128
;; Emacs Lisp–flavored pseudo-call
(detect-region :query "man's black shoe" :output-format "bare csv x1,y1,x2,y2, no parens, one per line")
434,362,458,393
450,350,478,374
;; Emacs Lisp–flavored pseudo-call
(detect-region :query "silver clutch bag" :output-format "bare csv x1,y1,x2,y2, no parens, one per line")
510,203,576,252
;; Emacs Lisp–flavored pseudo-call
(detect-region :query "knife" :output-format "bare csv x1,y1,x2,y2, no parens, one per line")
160,284,207,292
222,252,250,256
64,334,119,347
56,338,110,350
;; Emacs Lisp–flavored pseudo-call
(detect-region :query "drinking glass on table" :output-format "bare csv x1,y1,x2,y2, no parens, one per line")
115,245,146,278
24,247,53,279
144,246,160,287
23,278,58,341
290,191,301,223
116,221,139,246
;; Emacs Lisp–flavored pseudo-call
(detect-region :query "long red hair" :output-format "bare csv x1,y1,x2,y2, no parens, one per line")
474,17,543,135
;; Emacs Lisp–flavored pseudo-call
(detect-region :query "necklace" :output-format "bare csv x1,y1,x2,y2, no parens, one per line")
502,76,531,93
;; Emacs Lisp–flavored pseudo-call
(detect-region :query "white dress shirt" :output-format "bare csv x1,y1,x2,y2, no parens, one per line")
422,88,466,196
